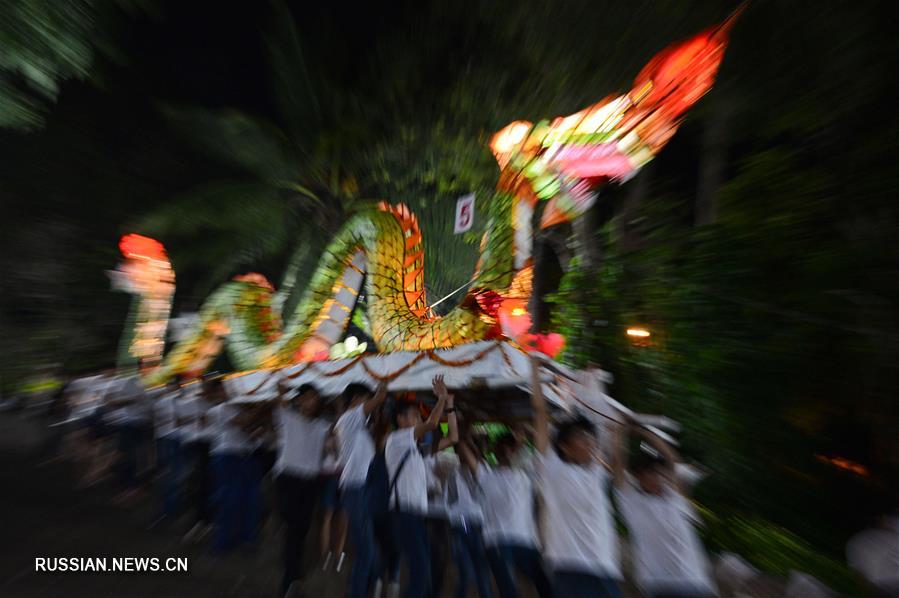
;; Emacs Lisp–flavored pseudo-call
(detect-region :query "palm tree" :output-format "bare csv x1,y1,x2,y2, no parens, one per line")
136,0,378,311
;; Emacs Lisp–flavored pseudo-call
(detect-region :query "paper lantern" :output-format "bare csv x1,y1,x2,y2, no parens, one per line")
537,332,566,358
498,299,532,340
119,233,168,262
519,332,566,358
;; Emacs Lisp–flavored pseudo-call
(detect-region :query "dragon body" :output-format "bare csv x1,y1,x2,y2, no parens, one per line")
116,14,739,386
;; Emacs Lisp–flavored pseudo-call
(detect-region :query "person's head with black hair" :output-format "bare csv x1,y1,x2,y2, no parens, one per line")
631,447,668,495
341,382,374,411
293,382,323,418
165,376,181,393
201,373,228,404
493,432,521,467
392,398,421,429
370,399,393,450
553,414,598,465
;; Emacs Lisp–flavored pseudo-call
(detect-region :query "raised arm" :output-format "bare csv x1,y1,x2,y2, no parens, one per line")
413,375,449,441
363,381,389,416
529,355,549,454
457,436,480,474
435,379,457,451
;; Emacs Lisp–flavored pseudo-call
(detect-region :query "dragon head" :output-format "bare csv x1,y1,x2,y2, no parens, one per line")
489,8,740,228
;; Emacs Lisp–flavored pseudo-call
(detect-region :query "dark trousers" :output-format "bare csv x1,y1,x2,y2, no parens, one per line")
373,511,400,584
391,511,430,598
211,452,261,554
486,544,553,598
552,571,621,598
343,486,377,598
185,440,213,524
156,436,182,518
450,523,493,598
427,517,450,597
277,473,321,597
116,423,149,489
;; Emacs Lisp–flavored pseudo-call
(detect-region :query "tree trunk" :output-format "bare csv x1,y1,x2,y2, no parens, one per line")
619,163,651,252
695,97,731,226
572,198,601,271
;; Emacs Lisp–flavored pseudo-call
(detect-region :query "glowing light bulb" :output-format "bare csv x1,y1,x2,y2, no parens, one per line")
626,328,651,338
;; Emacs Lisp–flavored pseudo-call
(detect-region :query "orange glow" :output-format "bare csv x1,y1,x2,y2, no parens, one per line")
626,328,651,338
815,454,869,477
498,298,532,340
119,233,168,262
489,121,533,168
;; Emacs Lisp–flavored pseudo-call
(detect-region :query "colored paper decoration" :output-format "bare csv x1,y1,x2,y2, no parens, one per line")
112,13,738,386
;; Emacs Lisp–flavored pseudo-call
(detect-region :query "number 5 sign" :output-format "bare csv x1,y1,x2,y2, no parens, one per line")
454,193,475,234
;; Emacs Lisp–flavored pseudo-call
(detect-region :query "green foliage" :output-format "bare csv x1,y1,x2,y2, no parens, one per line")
2,3,898,589
698,506,865,596
0,0,148,130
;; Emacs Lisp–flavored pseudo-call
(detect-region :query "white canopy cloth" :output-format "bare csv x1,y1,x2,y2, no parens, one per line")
222,340,675,434
225,340,543,398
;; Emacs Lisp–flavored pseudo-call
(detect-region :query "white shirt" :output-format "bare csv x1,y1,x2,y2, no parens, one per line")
615,485,715,593
334,404,375,489
67,376,107,421
153,392,178,439
101,379,149,426
208,403,252,455
445,466,484,527
846,519,899,590
479,465,539,548
274,407,331,478
121,401,151,425
175,394,209,443
322,450,341,476
536,450,621,578
386,427,427,515
426,455,449,519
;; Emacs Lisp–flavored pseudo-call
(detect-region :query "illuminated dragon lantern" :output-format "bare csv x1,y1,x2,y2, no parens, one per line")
115,13,739,385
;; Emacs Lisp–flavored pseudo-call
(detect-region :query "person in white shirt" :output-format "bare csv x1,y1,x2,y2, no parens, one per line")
531,381,623,598
846,506,899,598
178,378,217,540
385,375,452,598
425,452,453,597
207,382,260,554
422,400,460,598
446,429,492,598
154,378,182,519
463,432,552,598
334,381,387,597
319,431,347,572
612,423,716,598
272,381,332,598
403,392,461,598
107,376,152,502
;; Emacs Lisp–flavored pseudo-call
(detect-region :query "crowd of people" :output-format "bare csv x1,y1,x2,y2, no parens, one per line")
47,368,899,598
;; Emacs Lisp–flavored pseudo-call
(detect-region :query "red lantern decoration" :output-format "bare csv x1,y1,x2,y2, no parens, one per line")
537,332,566,358
119,233,168,262
519,332,566,359
498,298,532,340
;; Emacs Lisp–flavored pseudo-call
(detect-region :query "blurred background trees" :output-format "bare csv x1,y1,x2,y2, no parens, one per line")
1,0,897,589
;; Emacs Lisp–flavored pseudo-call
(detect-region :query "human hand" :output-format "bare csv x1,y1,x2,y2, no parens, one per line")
432,374,452,400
